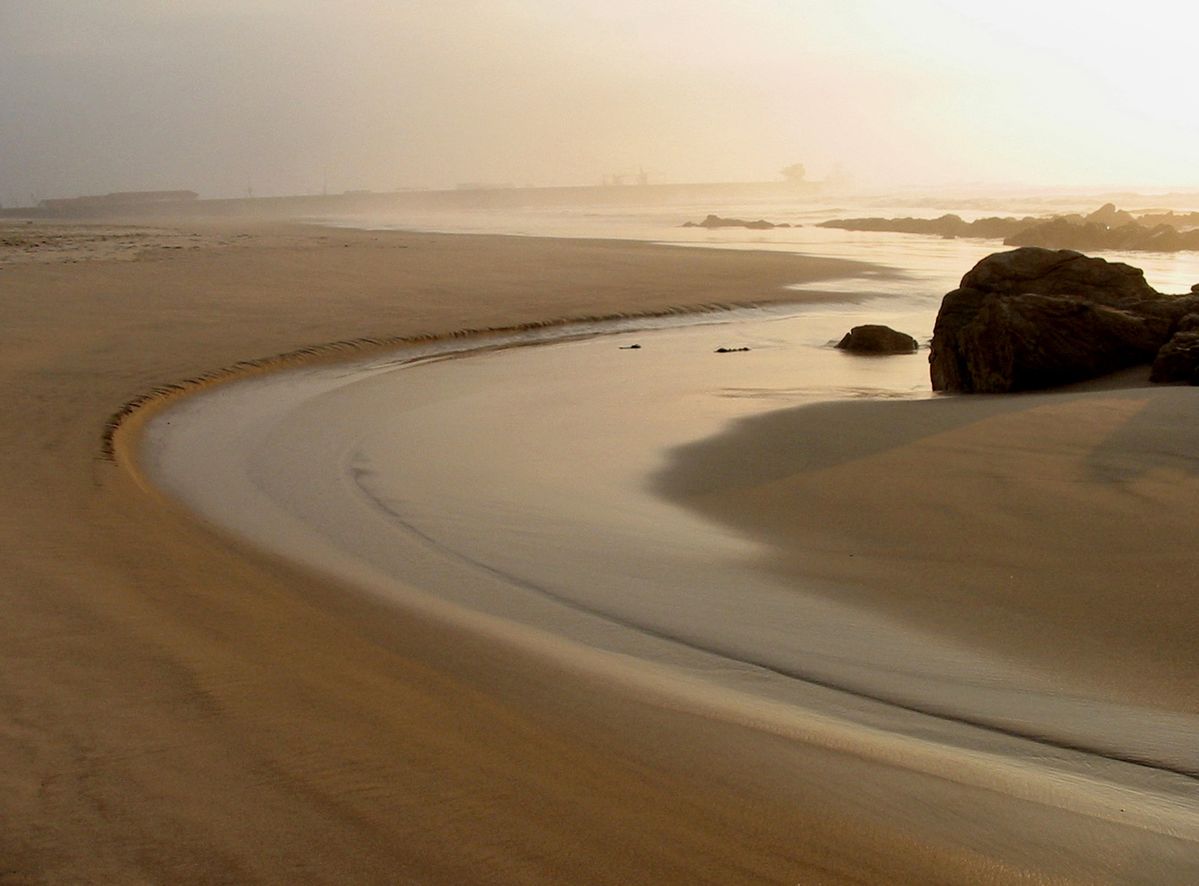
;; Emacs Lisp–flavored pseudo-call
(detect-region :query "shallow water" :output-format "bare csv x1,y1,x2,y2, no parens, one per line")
143,306,1199,828
142,202,1199,835
323,192,1199,295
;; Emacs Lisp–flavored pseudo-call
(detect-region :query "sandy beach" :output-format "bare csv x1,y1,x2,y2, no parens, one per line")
658,384,1199,718
2,219,1196,884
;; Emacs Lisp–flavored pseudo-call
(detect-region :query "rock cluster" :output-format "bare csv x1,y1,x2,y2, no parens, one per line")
682,214,790,230
1085,202,1136,227
1151,314,1199,383
929,247,1199,392
836,325,919,354
819,213,1032,239
1004,219,1199,252
820,203,1199,253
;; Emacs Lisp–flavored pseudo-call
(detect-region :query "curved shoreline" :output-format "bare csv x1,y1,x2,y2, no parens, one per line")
104,299,791,461
139,300,1198,815
5,220,1198,883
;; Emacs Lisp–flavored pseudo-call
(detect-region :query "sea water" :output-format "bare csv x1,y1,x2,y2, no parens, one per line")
321,190,1199,298
143,193,1199,815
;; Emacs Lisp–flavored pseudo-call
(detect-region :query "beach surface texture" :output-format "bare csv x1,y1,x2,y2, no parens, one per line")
2,220,1196,884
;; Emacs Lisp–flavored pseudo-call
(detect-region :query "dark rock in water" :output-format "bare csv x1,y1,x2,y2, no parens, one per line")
1085,202,1137,228
714,346,751,353
819,213,1034,239
930,247,1199,393
1005,218,1199,253
824,204,1199,253
682,214,788,230
1139,209,1199,228
1003,218,1102,250
835,325,918,354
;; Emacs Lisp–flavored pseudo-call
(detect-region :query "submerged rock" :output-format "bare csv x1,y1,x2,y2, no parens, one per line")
835,325,918,354
930,248,1199,392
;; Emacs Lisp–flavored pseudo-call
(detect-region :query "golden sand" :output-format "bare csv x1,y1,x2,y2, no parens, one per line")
2,220,1194,883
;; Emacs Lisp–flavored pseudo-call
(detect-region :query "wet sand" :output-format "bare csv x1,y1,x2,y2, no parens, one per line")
658,382,1199,719
2,220,1196,883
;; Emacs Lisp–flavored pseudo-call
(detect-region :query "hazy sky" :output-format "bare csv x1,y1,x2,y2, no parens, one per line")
2,1,1196,202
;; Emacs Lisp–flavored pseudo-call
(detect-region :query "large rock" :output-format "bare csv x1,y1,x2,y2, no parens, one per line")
1150,315,1199,383
930,292,1162,392
930,248,1199,392
1150,331,1199,384
835,325,918,353
957,247,1157,306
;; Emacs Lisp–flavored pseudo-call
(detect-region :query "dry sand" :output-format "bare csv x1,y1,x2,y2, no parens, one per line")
1,220,1196,884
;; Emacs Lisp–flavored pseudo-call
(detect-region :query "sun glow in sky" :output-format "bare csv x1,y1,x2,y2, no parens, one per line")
1,0,1196,200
